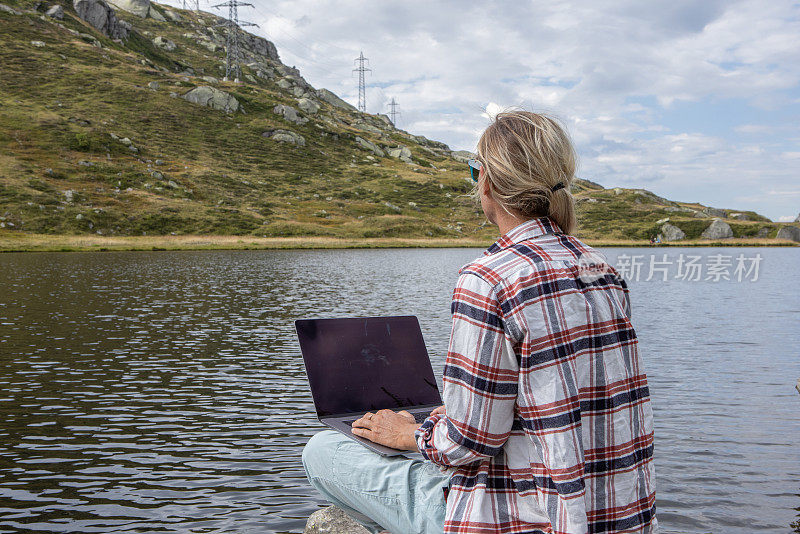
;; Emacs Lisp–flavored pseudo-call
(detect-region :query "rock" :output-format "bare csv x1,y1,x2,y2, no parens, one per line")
31,40,46,47
383,201,401,212
147,80,159,90
692,210,709,218
660,223,685,241
153,36,176,51
702,206,726,218
777,226,800,243
148,6,165,20
451,150,474,163
388,145,412,163
119,137,132,146
277,78,292,90
75,213,83,220
613,187,624,195
355,121,383,136
756,227,770,238
0,2,22,14
355,136,384,157
316,88,358,111
201,75,219,84
166,180,179,189
73,0,130,39
264,129,305,146
376,114,393,128
291,86,306,98
304,506,370,534
273,104,308,125
244,74,257,84
729,212,748,220
106,0,148,17
163,8,180,21
183,86,239,113
655,217,669,225
701,218,733,239
64,189,75,202
297,97,320,115
45,4,63,18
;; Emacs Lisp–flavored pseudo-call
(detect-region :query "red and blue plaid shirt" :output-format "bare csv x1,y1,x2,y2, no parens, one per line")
415,217,656,534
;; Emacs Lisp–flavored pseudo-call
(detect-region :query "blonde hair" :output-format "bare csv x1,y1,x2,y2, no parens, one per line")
474,110,577,234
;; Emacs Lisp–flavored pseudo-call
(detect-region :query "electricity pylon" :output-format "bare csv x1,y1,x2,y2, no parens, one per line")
353,51,371,113
388,97,400,126
212,0,258,82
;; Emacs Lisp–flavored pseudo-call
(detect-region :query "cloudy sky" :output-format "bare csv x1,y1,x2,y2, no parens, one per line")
175,0,799,221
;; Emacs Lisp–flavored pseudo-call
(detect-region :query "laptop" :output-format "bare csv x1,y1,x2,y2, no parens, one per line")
295,315,443,456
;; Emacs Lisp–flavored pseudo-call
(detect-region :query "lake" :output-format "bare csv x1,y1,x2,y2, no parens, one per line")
0,247,798,533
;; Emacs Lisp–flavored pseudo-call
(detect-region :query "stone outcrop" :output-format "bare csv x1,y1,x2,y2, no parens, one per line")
388,145,412,163
777,226,800,243
46,4,64,18
304,506,370,534
0,3,23,14
73,0,131,40
660,223,685,241
273,104,308,125
297,97,320,115
729,212,748,220
355,136,384,157
264,129,305,146
182,86,239,113
701,218,733,239
153,36,175,51
451,150,474,163
702,206,726,218
316,88,357,111
106,0,148,17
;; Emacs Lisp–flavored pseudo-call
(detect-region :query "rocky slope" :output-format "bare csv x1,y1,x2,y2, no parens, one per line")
0,0,796,243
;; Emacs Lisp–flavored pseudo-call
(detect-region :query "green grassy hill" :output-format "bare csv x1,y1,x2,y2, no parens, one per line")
0,0,793,247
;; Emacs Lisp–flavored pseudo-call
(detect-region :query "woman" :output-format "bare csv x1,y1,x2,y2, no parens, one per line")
302,110,656,534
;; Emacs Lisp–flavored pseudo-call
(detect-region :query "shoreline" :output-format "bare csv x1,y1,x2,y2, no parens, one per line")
0,232,797,252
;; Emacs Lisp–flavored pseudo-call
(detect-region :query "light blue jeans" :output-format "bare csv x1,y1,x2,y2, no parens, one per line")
302,430,451,534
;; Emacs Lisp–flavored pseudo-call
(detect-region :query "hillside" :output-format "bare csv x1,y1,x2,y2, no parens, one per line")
0,0,796,250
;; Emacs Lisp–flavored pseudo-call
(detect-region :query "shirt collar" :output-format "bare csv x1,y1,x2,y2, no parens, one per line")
483,216,563,256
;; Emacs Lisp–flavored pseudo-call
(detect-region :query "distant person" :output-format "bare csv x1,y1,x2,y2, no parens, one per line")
302,110,657,534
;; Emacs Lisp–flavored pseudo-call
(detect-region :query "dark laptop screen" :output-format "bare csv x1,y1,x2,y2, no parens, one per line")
296,316,442,417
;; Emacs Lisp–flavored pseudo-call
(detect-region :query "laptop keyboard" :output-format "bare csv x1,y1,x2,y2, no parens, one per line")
345,411,431,427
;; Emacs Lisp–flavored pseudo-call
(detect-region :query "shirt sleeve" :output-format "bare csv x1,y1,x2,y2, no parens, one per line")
415,270,519,466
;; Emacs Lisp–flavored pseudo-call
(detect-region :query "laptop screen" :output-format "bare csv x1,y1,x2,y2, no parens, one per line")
296,316,442,417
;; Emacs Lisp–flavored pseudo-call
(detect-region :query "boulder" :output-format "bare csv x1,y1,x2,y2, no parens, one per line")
702,206,726,218
153,36,175,51
355,121,383,136
147,80,159,90
31,40,46,47
273,104,308,125
304,506,370,534
0,3,23,14
777,226,800,243
297,97,320,115
106,0,148,17
201,75,219,84
148,5,165,20
264,129,305,146
729,212,749,221
388,145,412,163
451,150,474,163
45,4,64,18
163,8,181,21
355,136,384,157
182,86,239,113
376,114,393,128
316,88,358,111
73,0,131,39
701,218,733,239
660,223,685,241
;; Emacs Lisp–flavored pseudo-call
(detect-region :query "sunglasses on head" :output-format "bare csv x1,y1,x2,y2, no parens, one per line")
467,159,482,182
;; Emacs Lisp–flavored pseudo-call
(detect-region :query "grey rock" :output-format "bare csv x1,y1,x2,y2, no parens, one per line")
148,5,165,20
355,136,384,157
277,78,292,90
73,0,130,39
31,40,46,47
451,150,474,164
355,121,383,136
703,206,726,218
701,218,733,239
777,226,800,243
304,506,370,534
291,85,306,98
153,36,176,51
244,74,257,84
265,129,305,146
692,210,709,218
376,114,393,128
388,145,412,163
729,212,748,220
297,97,320,115
45,4,63,18
660,223,685,241
201,75,219,84
0,3,22,14
119,137,132,146
64,189,75,202
163,8,181,21
183,86,239,113
655,217,669,225
106,0,148,17
383,201,402,212
273,104,308,125
147,80,159,90
166,180,179,189
316,88,357,111
75,213,83,220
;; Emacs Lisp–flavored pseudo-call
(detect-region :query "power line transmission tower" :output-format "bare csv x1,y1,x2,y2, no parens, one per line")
352,51,371,113
388,97,400,126
212,0,258,82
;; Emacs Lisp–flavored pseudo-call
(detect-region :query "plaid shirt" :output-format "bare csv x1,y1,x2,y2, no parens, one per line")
415,217,656,534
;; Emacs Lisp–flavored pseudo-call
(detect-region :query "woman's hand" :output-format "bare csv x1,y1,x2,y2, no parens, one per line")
351,409,420,451
430,405,446,417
